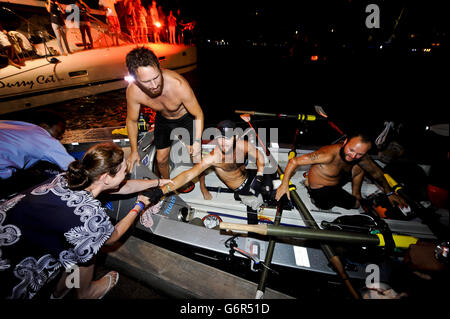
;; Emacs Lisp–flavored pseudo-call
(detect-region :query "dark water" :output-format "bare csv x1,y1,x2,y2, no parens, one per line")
1,45,446,160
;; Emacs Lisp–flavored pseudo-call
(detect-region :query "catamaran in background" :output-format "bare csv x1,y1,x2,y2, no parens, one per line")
0,0,197,115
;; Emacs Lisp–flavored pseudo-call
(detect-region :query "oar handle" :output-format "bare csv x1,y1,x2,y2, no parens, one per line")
234,110,320,121
235,110,256,115
220,222,268,236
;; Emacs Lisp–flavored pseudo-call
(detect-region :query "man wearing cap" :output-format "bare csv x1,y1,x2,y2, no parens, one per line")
146,120,274,224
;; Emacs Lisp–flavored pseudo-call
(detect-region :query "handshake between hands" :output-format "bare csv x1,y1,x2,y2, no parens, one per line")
140,179,175,205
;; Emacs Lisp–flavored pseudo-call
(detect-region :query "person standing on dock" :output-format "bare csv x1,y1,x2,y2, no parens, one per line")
125,47,209,199
167,10,177,44
45,0,72,55
148,1,160,43
99,0,121,46
275,129,408,210
134,0,149,43
74,0,94,50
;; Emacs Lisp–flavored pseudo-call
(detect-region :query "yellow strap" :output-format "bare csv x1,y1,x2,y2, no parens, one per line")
376,233,418,249
384,174,397,188
280,174,296,191
298,114,316,121
393,234,418,248
384,173,403,193
288,151,296,160
376,233,385,247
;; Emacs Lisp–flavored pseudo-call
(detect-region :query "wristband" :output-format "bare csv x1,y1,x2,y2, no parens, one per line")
256,172,264,176
135,200,145,211
130,209,140,215
386,191,395,196
157,178,160,187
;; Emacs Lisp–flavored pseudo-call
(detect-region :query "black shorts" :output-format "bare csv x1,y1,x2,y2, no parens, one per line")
307,185,357,210
154,112,195,149
233,169,275,199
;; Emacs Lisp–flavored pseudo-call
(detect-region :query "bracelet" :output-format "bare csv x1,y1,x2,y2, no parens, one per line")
130,209,140,215
157,178,160,187
167,183,172,192
256,172,264,176
386,191,395,196
134,200,145,211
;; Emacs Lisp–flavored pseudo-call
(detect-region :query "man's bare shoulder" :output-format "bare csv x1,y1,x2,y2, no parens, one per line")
126,83,140,100
320,143,341,153
357,153,376,169
164,69,189,89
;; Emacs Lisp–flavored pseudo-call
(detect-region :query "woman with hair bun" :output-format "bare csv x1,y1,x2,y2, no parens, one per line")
0,142,173,299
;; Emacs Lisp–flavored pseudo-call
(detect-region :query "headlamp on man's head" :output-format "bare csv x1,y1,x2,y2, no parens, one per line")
124,74,135,83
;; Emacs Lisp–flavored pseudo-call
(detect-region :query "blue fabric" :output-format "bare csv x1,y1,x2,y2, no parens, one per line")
0,174,114,299
0,120,75,179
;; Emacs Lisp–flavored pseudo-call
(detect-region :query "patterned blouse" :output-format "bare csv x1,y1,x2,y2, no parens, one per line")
0,174,114,299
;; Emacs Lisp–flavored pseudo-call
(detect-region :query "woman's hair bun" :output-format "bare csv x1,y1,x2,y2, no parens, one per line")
66,159,89,190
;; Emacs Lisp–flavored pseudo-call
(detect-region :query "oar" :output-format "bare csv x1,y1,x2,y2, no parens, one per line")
239,113,292,299
236,109,320,122
219,223,419,249
237,111,361,299
286,183,361,299
255,196,285,299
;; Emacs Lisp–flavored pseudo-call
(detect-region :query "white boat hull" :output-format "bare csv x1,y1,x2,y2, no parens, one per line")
0,43,197,114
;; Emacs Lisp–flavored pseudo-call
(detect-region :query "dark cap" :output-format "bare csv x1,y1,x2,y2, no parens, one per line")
216,120,236,138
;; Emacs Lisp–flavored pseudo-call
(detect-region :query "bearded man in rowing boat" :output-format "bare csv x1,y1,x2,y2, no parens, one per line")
275,129,407,210
147,120,275,224
125,47,209,198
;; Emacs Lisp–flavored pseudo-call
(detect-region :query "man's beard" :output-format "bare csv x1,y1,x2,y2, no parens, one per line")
136,75,164,98
339,145,361,164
